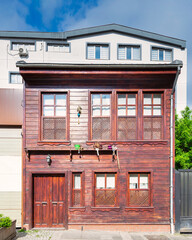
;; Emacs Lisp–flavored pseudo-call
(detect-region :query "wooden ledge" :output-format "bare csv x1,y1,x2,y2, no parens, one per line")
125,207,154,212
37,141,71,146
68,207,86,212
86,140,168,146
91,207,121,212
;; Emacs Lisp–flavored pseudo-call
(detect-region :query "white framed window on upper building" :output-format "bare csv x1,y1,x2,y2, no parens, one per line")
87,43,109,60
9,72,23,84
11,41,36,51
46,42,70,53
151,47,172,61
118,44,141,60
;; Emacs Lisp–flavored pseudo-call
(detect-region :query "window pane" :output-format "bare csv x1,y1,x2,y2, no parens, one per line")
106,174,115,189
127,47,131,59
144,94,152,104
56,107,66,116
153,94,161,104
102,94,110,105
56,94,66,105
43,95,54,105
144,106,152,115
153,106,161,116
127,106,136,116
165,50,172,61
128,94,136,105
43,107,54,116
118,106,126,116
140,174,148,189
87,45,95,59
133,47,140,60
92,94,100,105
118,46,126,60
152,48,158,60
96,174,105,189
74,174,81,189
118,94,126,105
102,106,110,116
130,174,138,189
92,107,100,116
95,46,100,59
101,46,109,60
159,49,164,61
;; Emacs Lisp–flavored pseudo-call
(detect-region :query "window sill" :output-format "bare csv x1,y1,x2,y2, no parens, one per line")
86,140,168,146
69,207,86,212
91,207,120,212
125,207,154,212
37,140,71,145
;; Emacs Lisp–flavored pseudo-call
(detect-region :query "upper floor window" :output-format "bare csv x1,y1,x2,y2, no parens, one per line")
91,93,111,140
117,93,137,140
118,45,141,60
128,173,150,207
143,93,163,140
95,173,116,207
11,42,35,51
151,47,172,61
87,44,109,60
42,93,67,140
47,43,70,53
10,73,23,84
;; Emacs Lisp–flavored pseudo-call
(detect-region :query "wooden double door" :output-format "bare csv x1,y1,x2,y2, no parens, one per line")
33,174,66,228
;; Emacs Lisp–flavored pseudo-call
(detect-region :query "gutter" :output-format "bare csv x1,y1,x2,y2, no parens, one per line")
170,63,182,234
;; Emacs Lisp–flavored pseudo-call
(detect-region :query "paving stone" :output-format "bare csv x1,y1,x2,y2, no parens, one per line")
130,234,145,240
145,235,170,240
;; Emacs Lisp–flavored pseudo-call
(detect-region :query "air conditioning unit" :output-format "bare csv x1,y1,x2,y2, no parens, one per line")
19,48,28,57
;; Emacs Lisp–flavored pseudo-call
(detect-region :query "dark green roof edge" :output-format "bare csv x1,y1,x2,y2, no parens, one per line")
0,24,186,49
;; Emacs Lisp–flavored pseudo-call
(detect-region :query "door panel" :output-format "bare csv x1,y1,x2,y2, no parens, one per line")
33,175,65,228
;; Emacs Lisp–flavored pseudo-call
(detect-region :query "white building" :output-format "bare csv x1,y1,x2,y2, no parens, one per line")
0,24,187,227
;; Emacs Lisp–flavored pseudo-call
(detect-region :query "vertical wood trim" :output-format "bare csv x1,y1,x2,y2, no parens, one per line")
38,90,41,141
88,91,91,140
111,90,116,140
164,90,167,140
67,90,70,140
138,90,142,140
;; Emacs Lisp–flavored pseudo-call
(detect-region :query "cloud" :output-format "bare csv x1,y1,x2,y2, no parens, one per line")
0,0,36,31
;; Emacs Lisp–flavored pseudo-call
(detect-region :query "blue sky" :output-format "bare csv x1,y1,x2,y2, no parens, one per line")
0,0,191,109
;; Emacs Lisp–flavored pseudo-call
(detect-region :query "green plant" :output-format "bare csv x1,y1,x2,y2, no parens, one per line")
0,214,12,228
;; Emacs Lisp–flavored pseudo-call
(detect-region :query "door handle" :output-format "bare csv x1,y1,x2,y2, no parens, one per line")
42,202,47,204
51,202,57,204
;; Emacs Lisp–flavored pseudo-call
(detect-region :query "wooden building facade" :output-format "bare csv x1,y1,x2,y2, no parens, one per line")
18,62,182,231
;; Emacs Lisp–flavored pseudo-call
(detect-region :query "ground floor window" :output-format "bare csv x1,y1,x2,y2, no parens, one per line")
72,173,83,206
128,173,150,207
95,173,116,207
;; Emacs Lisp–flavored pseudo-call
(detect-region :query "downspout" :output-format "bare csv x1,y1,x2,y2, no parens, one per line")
170,65,181,234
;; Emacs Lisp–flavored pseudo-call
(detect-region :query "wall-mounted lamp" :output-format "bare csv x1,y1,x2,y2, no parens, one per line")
77,106,82,124
46,154,52,166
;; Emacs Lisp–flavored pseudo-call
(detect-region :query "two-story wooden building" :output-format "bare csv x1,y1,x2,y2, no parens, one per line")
17,57,183,231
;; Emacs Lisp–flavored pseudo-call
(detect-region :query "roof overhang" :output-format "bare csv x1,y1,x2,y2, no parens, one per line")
17,61,183,89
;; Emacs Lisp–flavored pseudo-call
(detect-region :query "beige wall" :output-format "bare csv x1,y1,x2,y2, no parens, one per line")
0,128,22,227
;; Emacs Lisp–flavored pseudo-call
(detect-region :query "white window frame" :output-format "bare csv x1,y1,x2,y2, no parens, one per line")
118,44,141,60
151,46,173,62
11,41,36,51
87,43,110,60
46,42,70,53
9,72,23,84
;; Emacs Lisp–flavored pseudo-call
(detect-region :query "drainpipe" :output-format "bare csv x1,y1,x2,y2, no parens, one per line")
170,64,181,234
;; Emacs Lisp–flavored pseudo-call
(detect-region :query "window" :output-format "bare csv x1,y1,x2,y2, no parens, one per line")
87,44,109,59
47,43,70,52
95,173,116,206
11,42,35,51
143,93,163,140
128,173,150,207
72,173,83,206
42,93,67,140
117,93,137,140
10,73,23,84
151,47,172,61
91,93,111,140
118,45,141,60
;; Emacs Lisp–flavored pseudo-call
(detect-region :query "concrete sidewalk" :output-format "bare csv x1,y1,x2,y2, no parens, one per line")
14,229,192,240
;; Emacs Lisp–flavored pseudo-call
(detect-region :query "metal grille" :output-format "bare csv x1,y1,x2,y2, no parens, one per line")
143,117,162,140
129,190,149,206
118,117,137,140
92,117,110,140
43,117,66,140
95,190,115,206
73,190,81,206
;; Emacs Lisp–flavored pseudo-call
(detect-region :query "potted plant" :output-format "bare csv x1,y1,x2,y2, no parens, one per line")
0,214,16,240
